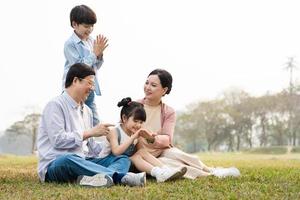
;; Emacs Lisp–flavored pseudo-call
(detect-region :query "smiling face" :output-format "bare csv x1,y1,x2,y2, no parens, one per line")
76,75,95,102
122,115,144,136
72,22,94,41
144,75,168,102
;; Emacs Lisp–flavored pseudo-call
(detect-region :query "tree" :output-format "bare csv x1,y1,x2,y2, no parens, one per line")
1,112,41,155
23,113,41,153
222,88,253,150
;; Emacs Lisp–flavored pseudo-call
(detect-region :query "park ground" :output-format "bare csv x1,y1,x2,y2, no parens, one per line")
0,152,299,200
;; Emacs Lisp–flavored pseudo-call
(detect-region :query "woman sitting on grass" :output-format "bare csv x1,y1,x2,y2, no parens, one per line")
137,68,240,179
98,97,187,182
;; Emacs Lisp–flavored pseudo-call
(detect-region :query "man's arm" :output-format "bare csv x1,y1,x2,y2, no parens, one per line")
84,123,115,157
45,101,83,149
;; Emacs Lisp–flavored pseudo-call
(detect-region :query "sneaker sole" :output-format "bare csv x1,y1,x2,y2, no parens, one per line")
213,167,241,178
140,172,146,187
124,172,146,187
77,174,114,187
164,166,187,182
229,167,241,177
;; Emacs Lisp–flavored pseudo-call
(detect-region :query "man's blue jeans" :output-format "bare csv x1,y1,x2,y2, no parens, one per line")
45,154,131,184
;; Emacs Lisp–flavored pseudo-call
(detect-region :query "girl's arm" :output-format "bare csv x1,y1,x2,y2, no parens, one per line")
107,128,139,156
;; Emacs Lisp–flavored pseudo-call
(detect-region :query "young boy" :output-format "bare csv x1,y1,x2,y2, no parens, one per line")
62,4,108,126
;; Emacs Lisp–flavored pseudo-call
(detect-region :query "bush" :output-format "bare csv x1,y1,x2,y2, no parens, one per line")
243,146,287,154
291,146,300,153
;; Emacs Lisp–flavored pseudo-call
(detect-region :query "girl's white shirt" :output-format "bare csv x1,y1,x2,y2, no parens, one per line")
97,123,137,158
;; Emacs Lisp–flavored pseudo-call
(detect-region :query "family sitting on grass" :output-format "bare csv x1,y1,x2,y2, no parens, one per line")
37,64,240,187
37,4,239,188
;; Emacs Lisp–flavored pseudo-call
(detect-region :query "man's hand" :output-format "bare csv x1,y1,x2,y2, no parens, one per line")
83,123,114,140
93,34,109,58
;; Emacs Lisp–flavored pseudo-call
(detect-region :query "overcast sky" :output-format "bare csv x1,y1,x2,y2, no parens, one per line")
1,0,300,131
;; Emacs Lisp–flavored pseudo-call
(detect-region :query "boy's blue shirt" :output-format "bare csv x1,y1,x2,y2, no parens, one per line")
63,32,103,95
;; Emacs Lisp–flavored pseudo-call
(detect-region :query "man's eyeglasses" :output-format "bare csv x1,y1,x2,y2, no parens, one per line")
78,78,95,88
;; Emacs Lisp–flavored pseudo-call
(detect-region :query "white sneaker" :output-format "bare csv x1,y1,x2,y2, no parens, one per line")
156,166,187,183
121,172,146,187
212,167,240,178
229,167,241,177
77,174,114,187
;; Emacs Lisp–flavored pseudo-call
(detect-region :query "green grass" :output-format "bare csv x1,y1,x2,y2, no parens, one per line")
0,153,300,200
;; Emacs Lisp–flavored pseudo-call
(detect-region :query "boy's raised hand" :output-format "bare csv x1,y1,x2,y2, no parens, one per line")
93,34,109,58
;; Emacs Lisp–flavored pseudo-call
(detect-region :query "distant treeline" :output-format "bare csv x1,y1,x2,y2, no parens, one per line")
1,87,300,155
0,113,40,155
174,87,300,153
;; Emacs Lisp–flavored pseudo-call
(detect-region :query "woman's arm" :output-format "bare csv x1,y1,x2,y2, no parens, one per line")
152,105,176,148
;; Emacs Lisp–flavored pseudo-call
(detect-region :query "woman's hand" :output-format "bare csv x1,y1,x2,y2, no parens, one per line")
136,128,156,143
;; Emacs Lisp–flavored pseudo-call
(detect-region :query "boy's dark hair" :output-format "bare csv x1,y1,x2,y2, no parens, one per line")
148,69,173,95
117,97,146,122
70,5,97,27
65,63,95,88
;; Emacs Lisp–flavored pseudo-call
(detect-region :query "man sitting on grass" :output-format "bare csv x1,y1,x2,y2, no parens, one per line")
37,63,146,187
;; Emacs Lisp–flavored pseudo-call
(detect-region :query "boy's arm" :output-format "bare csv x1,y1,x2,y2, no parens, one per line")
93,35,108,59
93,34,108,70
64,41,101,69
94,58,104,70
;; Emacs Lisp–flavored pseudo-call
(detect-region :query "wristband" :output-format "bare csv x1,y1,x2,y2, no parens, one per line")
146,137,155,144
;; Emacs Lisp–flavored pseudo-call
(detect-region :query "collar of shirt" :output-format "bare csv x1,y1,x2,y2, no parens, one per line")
71,32,92,45
62,91,80,110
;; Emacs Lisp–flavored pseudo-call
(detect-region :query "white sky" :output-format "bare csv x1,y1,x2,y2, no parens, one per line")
1,0,300,131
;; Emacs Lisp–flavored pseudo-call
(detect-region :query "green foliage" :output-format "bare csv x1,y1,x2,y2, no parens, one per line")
0,113,41,155
0,153,300,199
243,146,288,154
175,87,300,152
291,146,300,153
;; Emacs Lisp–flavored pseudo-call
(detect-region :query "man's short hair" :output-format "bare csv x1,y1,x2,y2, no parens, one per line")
70,4,97,27
65,63,95,88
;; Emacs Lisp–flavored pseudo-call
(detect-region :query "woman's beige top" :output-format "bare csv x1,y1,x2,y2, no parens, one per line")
143,104,161,133
137,104,163,157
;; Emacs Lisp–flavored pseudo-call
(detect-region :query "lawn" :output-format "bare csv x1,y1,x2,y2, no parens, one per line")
0,153,299,200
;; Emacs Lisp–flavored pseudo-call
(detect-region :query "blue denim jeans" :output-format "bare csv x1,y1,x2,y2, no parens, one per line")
45,154,131,184
85,91,100,126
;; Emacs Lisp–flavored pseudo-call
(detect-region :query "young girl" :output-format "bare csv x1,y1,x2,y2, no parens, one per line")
105,97,187,182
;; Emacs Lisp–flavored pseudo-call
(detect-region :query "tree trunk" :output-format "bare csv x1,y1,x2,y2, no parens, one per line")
31,127,37,154
260,116,267,147
292,130,296,146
